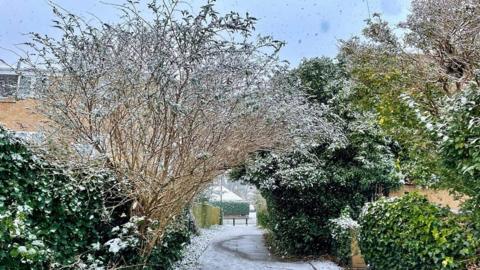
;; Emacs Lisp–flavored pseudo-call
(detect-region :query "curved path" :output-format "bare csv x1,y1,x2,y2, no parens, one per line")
196,225,342,270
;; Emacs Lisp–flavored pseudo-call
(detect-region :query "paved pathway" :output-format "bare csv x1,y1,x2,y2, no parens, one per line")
196,225,342,270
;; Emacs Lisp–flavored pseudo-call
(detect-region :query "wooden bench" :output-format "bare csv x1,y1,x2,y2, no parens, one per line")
223,215,249,226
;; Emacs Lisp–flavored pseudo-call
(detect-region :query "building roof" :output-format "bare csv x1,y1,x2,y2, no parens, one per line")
0,66,36,76
209,185,245,202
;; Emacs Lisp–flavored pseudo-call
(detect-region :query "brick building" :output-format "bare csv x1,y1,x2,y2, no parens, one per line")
0,67,46,132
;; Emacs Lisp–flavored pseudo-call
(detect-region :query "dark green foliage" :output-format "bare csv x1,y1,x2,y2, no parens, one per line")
146,212,195,270
232,57,399,256
0,127,194,269
234,138,398,256
440,87,480,214
294,57,348,104
329,229,352,266
359,193,479,270
210,201,249,216
0,127,112,268
98,211,195,270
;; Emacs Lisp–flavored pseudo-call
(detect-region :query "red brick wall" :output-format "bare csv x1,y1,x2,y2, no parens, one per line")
0,99,46,131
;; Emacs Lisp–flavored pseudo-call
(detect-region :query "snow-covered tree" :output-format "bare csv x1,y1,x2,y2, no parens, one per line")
232,58,399,256
23,0,340,256
403,0,480,91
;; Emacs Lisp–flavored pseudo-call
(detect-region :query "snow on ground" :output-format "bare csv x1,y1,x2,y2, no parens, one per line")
174,223,342,270
173,226,228,270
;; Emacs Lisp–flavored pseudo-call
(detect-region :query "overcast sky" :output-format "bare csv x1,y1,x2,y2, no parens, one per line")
0,0,411,67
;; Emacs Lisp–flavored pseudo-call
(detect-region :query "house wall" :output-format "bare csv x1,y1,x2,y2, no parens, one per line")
389,185,465,210
0,99,46,131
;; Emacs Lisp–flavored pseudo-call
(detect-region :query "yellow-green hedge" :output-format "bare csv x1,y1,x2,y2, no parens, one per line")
192,203,221,228
255,196,269,227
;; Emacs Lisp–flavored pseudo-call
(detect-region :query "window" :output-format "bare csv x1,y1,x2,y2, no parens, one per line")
0,74,18,99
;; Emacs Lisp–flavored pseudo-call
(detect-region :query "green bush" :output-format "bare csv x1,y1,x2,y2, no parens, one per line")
210,201,249,216
147,212,195,269
231,57,399,256
233,137,398,256
0,127,113,269
0,127,194,269
440,86,480,226
96,211,195,270
359,193,479,270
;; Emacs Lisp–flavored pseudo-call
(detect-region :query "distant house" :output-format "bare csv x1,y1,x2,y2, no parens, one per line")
0,67,38,100
0,67,46,132
208,185,245,202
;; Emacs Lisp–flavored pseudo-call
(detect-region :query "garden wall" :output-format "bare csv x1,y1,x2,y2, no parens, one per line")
350,230,366,269
389,184,466,210
0,99,45,131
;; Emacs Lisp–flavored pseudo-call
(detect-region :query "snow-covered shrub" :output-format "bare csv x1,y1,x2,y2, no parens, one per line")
231,57,399,256
329,207,359,266
359,193,479,270
73,211,195,270
233,112,398,256
26,1,339,259
233,129,398,256
145,211,195,269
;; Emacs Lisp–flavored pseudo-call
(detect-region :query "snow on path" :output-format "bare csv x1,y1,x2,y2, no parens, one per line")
174,225,342,270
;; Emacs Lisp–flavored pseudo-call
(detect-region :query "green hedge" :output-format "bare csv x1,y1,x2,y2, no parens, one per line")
0,127,194,269
359,193,479,270
0,128,113,269
231,142,399,256
440,86,480,236
192,203,221,228
210,201,249,216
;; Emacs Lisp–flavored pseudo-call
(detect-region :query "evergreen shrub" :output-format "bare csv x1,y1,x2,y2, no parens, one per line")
0,127,194,269
359,193,479,270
